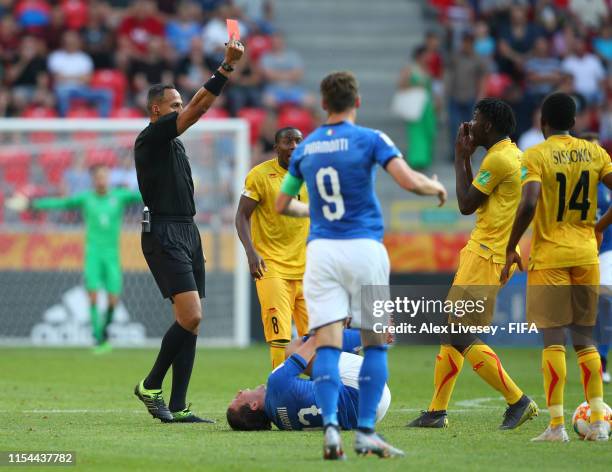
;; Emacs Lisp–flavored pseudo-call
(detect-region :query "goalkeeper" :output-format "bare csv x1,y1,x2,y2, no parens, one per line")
31,164,142,352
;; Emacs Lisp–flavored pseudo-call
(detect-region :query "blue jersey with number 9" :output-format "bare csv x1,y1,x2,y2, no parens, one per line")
288,122,401,242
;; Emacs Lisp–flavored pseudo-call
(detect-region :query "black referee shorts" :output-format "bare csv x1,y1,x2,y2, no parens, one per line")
141,217,205,300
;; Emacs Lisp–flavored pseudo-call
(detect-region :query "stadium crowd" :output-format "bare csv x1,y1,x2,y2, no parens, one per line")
0,0,322,223
400,0,612,168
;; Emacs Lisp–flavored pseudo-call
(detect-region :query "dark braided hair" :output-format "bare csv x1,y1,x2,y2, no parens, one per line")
474,98,516,136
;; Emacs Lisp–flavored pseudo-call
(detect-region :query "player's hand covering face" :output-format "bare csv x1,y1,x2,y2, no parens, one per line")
455,122,477,161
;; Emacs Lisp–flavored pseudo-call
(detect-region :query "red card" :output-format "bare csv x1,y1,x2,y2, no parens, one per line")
226,19,240,41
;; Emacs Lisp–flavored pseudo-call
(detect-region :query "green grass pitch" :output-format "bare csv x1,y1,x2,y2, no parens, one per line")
2,345,611,471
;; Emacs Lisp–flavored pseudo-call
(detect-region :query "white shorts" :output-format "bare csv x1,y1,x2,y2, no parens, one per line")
304,239,390,331
339,352,391,424
601,251,612,287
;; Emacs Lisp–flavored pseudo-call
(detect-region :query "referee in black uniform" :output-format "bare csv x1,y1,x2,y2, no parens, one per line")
133,37,244,423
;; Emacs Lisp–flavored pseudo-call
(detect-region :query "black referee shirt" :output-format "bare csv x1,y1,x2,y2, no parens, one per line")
134,112,196,217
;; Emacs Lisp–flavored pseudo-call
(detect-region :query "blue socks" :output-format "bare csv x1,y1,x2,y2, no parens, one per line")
313,346,342,426
358,345,388,431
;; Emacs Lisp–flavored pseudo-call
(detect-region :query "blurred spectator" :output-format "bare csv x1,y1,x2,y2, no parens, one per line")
62,154,92,195
80,1,115,69
569,0,609,31
166,1,203,58
118,0,164,57
398,46,437,170
473,20,495,64
524,36,561,105
593,23,612,65
252,109,278,165
6,36,53,110
176,37,213,97
445,32,487,157
48,31,113,117
260,32,314,109
497,5,542,80
561,37,606,105
202,4,245,65
62,0,89,30
43,5,67,51
15,0,51,31
110,155,138,190
534,0,563,37
445,0,473,51
599,94,612,144
225,48,263,116
518,108,545,151
233,0,274,35
0,16,21,64
423,30,444,100
129,37,174,108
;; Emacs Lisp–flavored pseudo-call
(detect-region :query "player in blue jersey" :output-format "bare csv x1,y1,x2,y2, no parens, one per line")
226,333,391,431
275,71,447,459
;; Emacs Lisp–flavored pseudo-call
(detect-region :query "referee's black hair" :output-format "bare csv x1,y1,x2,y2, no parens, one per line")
274,127,300,143
541,92,576,131
147,83,176,112
474,98,516,136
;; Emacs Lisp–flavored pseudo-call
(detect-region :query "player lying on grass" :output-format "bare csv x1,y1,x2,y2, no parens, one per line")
236,126,310,368
31,164,141,353
409,99,538,430
226,329,390,431
502,92,612,442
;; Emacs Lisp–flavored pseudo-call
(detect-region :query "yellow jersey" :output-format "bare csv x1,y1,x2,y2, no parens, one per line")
242,158,309,279
522,135,612,269
468,138,522,263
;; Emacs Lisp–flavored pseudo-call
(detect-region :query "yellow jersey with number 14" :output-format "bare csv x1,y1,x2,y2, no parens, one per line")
468,138,522,263
242,158,309,279
522,135,612,270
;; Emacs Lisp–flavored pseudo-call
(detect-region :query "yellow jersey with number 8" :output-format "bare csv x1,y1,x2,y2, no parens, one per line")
522,135,612,269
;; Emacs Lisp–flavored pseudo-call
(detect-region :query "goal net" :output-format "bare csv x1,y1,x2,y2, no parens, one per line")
0,118,250,347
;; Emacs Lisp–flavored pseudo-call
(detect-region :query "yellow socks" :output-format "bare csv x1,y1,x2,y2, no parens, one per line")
269,341,287,369
542,345,566,426
428,345,464,411
576,346,605,422
464,343,523,405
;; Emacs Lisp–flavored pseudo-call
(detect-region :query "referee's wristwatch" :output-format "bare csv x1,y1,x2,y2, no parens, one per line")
220,62,235,73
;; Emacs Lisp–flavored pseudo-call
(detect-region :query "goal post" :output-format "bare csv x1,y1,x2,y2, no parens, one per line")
0,118,250,348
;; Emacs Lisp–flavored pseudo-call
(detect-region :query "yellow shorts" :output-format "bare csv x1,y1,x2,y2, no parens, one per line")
527,265,600,328
446,247,512,327
255,277,309,343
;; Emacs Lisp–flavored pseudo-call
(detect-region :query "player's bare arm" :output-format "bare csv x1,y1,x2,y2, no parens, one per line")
500,181,541,284
175,37,244,135
275,193,309,217
454,122,488,215
595,172,612,245
235,195,267,279
385,157,447,206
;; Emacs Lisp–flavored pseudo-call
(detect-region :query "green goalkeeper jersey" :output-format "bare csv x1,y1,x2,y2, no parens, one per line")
33,188,142,254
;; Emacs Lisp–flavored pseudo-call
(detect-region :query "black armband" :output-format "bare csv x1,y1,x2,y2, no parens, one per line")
203,72,228,96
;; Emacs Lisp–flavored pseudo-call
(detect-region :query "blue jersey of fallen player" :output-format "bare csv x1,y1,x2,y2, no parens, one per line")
598,182,612,254
264,353,358,431
287,122,401,242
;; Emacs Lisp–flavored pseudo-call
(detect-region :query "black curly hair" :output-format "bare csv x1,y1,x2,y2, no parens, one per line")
541,93,576,131
474,98,516,136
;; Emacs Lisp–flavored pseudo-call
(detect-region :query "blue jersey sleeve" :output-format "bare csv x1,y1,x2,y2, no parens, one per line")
288,143,305,179
372,130,402,168
267,354,307,389
342,329,362,354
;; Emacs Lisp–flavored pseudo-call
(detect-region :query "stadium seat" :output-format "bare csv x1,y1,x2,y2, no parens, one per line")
67,107,100,118
110,107,145,118
484,73,512,98
39,150,74,186
91,69,127,109
86,148,119,168
277,106,315,136
247,35,273,64
60,0,88,30
238,107,268,145
20,106,59,143
0,150,31,189
199,107,230,120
